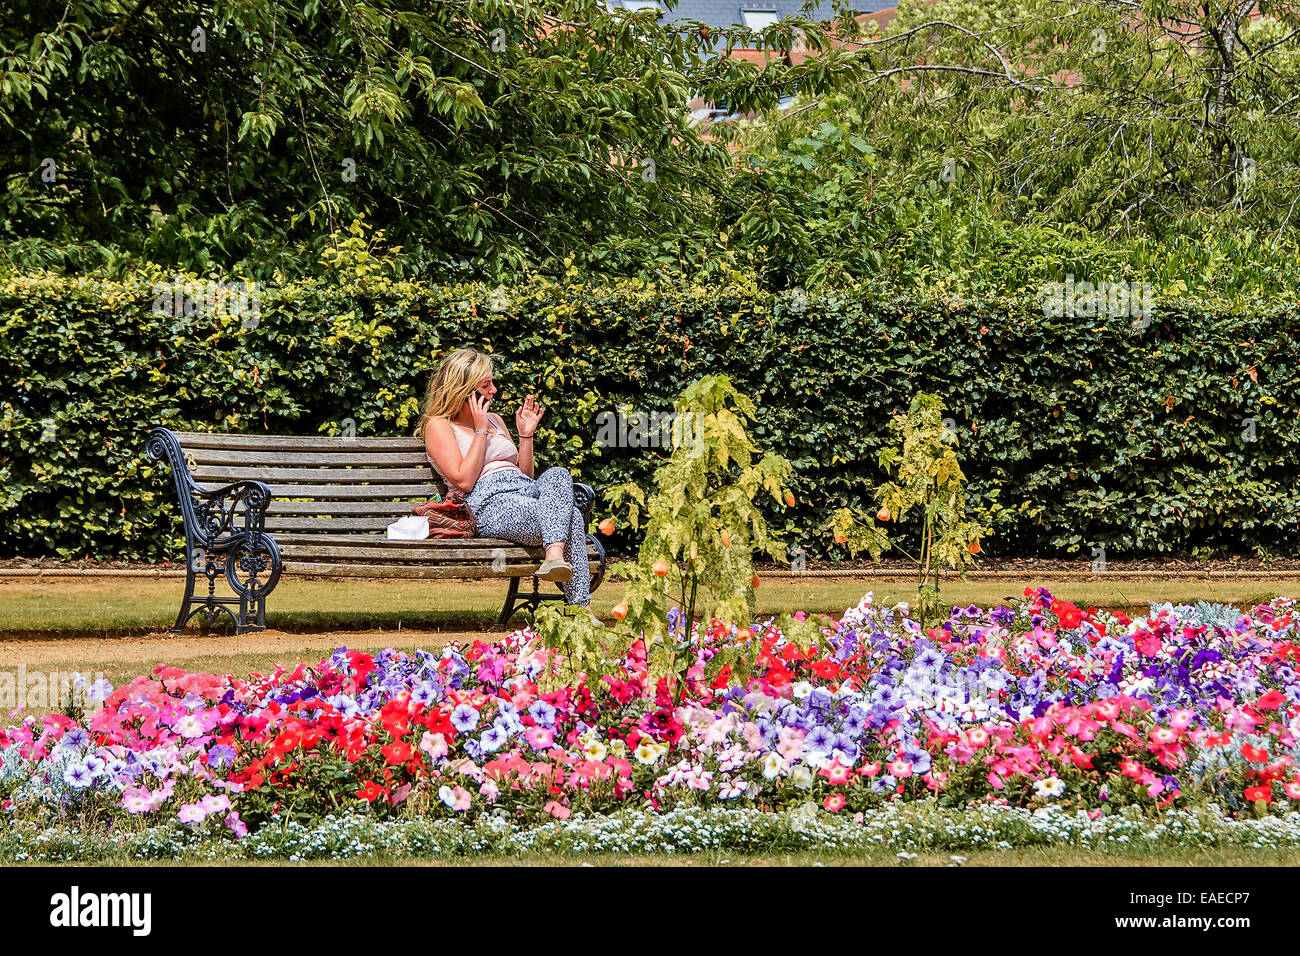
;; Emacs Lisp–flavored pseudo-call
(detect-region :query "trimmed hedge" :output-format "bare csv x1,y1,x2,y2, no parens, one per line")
2,270,1299,560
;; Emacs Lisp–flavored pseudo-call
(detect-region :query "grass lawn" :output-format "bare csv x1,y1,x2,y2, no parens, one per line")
1,574,1290,638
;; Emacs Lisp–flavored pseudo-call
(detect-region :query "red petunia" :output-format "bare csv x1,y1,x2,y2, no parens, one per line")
382,741,414,765
357,780,389,802
1241,743,1270,763
1245,783,1273,803
811,660,840,680
1256,690,1287,711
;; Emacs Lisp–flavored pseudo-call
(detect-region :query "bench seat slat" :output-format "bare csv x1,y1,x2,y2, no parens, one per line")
271,533,540,549
281,561,602,579
280,542,601,562
258,517,592,534
244,501,439,515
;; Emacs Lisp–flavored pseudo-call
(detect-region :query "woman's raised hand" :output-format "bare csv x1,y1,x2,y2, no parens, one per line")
468,391,491,431
516,394,544,437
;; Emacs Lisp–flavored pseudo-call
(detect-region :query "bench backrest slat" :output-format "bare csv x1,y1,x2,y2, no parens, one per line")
186,448,432,467
262,516,419,533
231,484,441,500
193,466,436,483
173,431,423,451
254,500,436,515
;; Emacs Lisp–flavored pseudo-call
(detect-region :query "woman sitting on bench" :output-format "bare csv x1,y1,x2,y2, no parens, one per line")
417,347,592,610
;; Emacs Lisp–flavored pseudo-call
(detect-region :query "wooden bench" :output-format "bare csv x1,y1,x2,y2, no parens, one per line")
144,426,607,633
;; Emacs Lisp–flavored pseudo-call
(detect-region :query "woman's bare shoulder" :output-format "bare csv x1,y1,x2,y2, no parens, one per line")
425,416,457,443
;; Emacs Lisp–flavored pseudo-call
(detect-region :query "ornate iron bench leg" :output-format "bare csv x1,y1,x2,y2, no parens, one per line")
498,576,523,628
173,560,198,634
525,574,542,618
587,532,607,595
227,531,281,633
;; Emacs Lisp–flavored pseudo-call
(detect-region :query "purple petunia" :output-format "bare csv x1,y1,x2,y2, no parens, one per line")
450,704,480,732
527,700,556,727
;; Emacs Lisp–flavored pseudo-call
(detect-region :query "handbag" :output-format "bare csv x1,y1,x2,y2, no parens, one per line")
411,489,477,538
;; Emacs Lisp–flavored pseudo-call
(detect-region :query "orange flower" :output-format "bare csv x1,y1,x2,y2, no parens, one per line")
598,518,615,536
968,540,982,555
784,491,796,507
876,506,890,522
652,558,670,576
612,603,628,620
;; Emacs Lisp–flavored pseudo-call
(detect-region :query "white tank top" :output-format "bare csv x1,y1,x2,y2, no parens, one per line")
426,416,520,485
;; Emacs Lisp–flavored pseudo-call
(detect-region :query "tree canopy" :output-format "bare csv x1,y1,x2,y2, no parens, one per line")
3,0,1298,294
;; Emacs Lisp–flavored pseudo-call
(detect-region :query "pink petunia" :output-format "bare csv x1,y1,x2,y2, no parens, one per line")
524,726,555,750
199,793,231,815
121,788,154,814
177,803,207,824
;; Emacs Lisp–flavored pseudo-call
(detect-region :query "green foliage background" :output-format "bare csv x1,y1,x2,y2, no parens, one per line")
4,268,1299,561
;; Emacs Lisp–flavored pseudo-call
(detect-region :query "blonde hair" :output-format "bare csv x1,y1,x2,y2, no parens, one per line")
413,347,495,439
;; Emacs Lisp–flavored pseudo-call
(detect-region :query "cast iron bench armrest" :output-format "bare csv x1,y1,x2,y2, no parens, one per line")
146,426,274,547
186,479,275,549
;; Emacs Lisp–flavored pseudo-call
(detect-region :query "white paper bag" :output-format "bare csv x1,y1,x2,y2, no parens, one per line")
386,515,430,540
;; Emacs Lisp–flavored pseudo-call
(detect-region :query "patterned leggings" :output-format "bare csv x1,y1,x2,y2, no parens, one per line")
466,467,591,607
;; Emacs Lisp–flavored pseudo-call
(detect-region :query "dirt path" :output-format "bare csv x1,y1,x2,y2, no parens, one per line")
0,628,487,669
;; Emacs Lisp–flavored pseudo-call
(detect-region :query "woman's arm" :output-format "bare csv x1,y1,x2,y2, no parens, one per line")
425,417,488,494
513,394,543,480
496,412,534,479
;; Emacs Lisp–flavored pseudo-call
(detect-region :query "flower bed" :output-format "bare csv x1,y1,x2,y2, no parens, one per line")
3,589,1299,842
